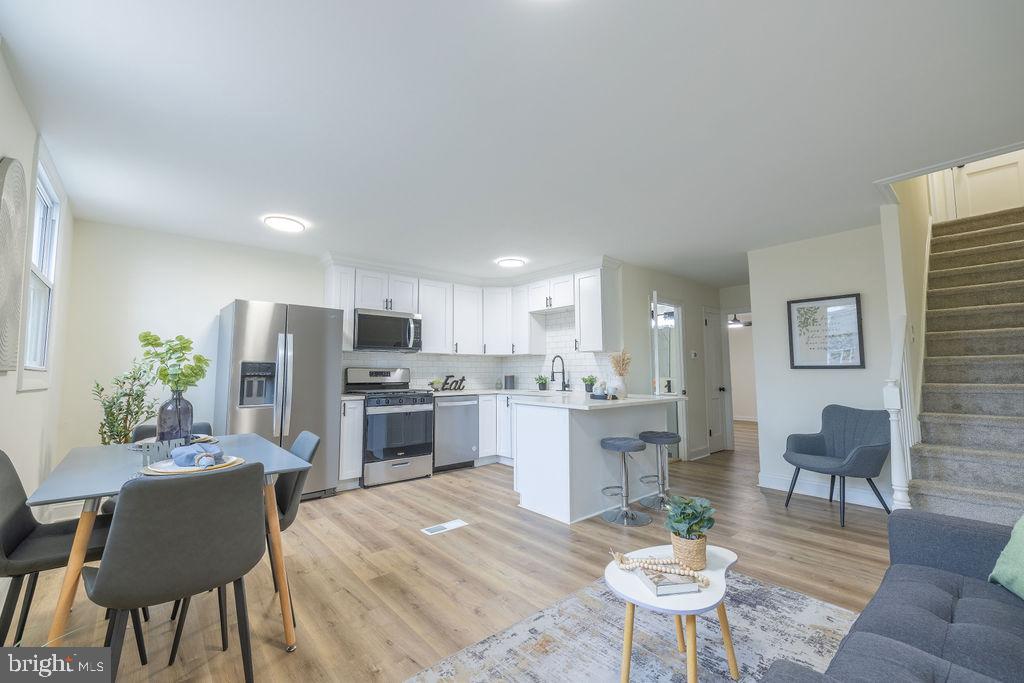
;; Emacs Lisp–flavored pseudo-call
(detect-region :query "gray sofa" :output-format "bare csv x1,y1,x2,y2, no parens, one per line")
765,510,1021,682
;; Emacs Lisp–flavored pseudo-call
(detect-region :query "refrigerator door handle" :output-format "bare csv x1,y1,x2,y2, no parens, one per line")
283,333,295,437
273,333,285,437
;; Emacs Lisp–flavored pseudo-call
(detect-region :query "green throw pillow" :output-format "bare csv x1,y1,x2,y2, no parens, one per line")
990,515,1024,599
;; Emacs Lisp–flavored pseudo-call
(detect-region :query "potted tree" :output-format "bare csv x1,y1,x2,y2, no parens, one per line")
535,375,549,390
581,375,598,393
92,360,158,444
139,331,210,442
664,495,715,570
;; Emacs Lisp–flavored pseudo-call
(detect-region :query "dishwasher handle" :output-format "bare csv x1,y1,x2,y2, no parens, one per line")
435,400,478,407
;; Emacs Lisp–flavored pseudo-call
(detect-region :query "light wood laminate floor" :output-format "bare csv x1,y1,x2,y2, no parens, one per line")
19,422,889,681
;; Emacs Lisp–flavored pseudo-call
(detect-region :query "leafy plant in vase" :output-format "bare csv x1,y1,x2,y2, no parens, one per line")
92,360,158,445
581,375,597,393
664,495,715,570
608,350,631,398
139,331,210,442
535,375,549,390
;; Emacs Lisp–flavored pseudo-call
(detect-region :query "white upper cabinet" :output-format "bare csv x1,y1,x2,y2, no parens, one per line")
549,273,574,308
573,267,622,352
388,274,419,313
527,280,550,312
511,285,544,355
527,275,575,312
324,264,356,350
452,284,484,354
354,269,418,312
482,287,512,355
354,269,388,309
418,279,453,354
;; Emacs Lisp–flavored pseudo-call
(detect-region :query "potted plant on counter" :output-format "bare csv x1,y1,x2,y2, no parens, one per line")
139,331,210,442
535,375,549,390
664,495,715,570
581,375,597,393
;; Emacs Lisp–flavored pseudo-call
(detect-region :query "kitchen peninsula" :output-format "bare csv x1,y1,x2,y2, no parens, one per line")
511,394,686,524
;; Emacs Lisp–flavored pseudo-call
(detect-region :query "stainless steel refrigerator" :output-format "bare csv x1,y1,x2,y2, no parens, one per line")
214,300,342,498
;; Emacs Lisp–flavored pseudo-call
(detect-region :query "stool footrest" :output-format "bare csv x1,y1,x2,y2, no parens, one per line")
602,485,623,497
639,474,659,484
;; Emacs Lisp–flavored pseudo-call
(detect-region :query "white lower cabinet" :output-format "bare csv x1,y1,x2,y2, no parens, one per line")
339,399,364,482
478,395,497,456
496,394,512,459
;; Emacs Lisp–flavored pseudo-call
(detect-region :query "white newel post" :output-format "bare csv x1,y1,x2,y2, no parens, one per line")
884,379,912,510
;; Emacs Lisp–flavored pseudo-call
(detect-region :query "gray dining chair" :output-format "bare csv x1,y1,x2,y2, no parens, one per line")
0,449,111,647
268,432,319,597
783,404,891,527
83,462,266,682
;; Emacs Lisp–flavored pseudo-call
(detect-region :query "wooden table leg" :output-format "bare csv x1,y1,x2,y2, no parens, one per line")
675,614,686,653
717,603,740,680
264,481,297,652
685,614,698,683
46,499,99,645
620,602,635,683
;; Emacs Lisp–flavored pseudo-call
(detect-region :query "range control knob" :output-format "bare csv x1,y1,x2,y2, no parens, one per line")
397,397,405,405
382,398,390,406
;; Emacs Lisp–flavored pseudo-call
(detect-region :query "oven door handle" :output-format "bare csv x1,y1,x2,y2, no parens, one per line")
365,404,434,415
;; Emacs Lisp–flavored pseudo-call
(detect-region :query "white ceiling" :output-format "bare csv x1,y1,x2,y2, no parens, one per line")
1,1,1023,286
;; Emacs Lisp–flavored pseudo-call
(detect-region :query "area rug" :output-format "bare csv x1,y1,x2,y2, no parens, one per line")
409,572,855,682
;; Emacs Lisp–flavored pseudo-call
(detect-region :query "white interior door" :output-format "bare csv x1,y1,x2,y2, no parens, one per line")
651,291,687,458
952,149,1024,217
703,307,726,454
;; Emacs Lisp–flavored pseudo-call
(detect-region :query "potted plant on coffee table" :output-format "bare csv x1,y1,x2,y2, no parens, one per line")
664,495,715,570
581,375,597,393
535,375,549,390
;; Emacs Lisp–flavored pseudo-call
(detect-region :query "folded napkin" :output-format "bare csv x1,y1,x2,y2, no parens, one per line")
170,443,225,468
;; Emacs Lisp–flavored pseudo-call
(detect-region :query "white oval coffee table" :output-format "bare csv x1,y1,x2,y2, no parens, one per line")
604,544,740,683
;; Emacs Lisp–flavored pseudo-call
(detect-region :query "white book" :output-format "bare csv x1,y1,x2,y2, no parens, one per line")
633,567,700,596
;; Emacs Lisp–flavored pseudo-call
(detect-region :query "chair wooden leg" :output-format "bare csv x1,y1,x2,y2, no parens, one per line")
839,476,846,527
828,475,836,503
784,468,800,507
0,574,24,646
129,608,147,665
12,572,38,646
168,597,190,666
109,610,129,682
234,577,255,683
218,585,229,651
866,478,891,514
267,533,278,593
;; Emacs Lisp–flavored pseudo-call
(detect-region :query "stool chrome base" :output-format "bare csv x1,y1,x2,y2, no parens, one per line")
638,491,671,511
601,507,652,527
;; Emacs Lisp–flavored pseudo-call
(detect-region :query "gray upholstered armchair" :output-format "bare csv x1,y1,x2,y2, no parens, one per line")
783,404,891,527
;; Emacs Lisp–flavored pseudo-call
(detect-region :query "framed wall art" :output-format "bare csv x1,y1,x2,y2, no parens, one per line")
787,293,864,369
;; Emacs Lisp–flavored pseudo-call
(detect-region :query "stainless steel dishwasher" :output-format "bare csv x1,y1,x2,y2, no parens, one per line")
433,395,479,471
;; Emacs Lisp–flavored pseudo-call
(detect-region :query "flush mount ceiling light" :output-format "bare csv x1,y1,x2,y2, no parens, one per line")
495,256,528,268
262,215,308,233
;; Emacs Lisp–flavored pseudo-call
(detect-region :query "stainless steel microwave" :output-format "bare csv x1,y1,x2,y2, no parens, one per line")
353,308,422,352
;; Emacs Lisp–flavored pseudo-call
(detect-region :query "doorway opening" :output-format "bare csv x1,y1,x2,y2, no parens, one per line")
650,292,686,460
726,313,757,439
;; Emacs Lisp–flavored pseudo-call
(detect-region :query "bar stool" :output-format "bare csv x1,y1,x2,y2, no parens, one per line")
638,430,682,511
600,437,651,527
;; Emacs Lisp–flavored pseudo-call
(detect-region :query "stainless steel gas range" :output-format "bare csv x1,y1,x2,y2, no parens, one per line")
344,367,434,486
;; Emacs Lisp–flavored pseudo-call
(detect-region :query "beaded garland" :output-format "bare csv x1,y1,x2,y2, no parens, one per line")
610,550,711,588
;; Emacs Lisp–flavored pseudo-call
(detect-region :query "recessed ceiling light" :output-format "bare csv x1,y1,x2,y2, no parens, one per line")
495,256,527,268
263,215,307,233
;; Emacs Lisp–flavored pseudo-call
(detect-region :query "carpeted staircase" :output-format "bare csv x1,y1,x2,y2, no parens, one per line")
909,205,1024,525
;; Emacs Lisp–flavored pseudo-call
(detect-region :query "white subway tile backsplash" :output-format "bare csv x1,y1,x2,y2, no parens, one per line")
342,310,618,392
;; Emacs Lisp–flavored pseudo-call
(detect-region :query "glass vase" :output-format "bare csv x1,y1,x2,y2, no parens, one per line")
157,390,194,443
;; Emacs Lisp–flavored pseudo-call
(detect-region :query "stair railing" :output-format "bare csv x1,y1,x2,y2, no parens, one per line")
884,316,914,510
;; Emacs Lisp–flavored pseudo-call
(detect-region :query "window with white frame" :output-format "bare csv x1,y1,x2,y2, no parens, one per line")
23,166,59,371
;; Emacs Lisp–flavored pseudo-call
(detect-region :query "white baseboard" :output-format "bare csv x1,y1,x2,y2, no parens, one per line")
758,471,891,509
475,455,500,466
496,456,514,467
687,446,710,461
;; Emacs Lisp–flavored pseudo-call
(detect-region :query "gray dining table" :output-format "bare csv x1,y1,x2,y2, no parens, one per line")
27,433,310,651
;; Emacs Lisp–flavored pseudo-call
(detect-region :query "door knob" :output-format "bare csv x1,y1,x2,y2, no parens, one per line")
718,386,726,392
